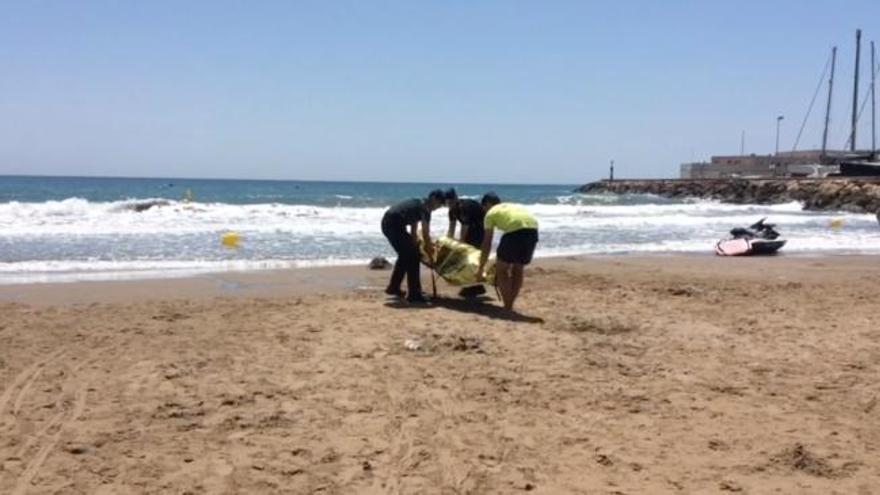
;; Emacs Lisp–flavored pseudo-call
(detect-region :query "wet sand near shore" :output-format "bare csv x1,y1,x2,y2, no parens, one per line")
1,255,879,493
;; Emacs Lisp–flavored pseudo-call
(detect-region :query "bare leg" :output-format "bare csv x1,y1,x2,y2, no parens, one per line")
495,260,513,310
509,263,524,309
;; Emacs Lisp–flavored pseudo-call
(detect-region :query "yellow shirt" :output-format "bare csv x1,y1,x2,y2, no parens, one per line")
483,203,538,232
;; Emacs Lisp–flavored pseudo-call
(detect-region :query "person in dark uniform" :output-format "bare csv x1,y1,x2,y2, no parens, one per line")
445,188,489,297
445,189,487,249
381,189,447,303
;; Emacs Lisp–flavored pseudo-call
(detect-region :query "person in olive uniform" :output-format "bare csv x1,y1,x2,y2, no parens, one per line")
381,189,447,303
476,192,539,311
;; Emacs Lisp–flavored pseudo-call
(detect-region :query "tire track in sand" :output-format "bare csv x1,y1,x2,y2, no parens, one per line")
11,383,88,495
0,349,66,430
12,363,50,417
1,350,95,494
11,355,95,460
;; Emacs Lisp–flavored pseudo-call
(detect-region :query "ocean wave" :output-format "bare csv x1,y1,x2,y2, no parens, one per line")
1,197,874,236
0,198,385,236
555,192,670,205
3,195,879,284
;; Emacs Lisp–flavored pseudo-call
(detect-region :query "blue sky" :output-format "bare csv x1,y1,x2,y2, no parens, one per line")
1,1,878,183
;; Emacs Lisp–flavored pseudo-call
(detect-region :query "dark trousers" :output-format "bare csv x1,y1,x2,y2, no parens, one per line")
381,216,421,296
463,225,485,249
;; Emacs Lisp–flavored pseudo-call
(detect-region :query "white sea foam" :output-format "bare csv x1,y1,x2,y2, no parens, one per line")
1,198,867,236
0,198,384,236
2,196,879,284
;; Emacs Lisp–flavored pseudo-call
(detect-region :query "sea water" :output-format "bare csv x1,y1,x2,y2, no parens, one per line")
1,175,878,284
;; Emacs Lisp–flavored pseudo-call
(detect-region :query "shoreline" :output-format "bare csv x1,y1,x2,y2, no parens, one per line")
4,247,879,288
5,237,880,289
3,252,879,306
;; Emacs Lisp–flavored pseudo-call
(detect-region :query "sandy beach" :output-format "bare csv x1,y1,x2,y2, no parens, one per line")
1,255,879,494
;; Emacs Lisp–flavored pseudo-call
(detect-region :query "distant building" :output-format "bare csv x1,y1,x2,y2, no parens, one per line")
680,150,849,178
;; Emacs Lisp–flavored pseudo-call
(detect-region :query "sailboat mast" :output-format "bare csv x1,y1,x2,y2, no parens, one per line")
822,46,837,157
851,29,861,152
872,40,876,157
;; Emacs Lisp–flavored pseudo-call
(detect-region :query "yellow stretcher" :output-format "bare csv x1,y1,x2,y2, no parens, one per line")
420,236,496,286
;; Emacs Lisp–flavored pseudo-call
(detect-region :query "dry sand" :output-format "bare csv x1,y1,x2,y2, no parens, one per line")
1,255,879,494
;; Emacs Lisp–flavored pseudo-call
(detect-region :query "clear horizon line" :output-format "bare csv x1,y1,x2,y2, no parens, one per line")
0,172,588,187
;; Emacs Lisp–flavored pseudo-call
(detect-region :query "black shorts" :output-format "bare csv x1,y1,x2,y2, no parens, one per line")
497,228,538,265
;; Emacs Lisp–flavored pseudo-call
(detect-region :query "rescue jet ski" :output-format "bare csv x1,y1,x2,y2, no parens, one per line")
715,218,787,256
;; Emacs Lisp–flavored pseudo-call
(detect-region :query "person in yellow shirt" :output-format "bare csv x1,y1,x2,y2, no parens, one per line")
476,192,539,311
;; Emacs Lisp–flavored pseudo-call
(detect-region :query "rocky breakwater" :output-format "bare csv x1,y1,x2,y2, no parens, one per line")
577,179,880,213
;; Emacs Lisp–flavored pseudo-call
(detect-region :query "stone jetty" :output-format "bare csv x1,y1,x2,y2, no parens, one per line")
576,178,880,213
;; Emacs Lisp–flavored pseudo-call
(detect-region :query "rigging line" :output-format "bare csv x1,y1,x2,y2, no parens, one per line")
842,61,880,150
792,52,833,151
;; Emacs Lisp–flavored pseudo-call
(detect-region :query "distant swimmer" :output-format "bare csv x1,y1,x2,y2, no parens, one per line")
381,189,452,304
476,192,539,312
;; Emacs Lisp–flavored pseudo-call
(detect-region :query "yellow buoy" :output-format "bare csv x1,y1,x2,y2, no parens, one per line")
829,218,844,231
221,231,240,248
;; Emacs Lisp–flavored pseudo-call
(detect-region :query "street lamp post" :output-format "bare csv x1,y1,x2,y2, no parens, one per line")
775,115,784,155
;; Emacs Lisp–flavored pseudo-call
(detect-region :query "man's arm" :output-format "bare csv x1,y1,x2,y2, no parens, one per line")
477,228,494,279
421,220,434,260
459,224,469,243
447,210,456,238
